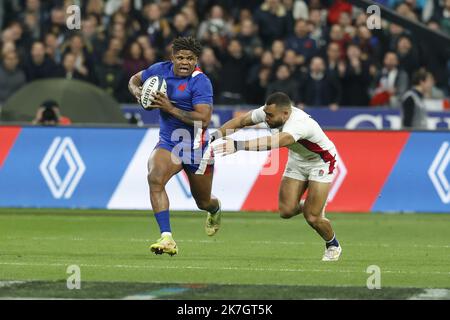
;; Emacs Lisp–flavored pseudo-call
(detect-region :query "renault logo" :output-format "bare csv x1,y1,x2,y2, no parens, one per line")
40,137,86,199
428,142,450,204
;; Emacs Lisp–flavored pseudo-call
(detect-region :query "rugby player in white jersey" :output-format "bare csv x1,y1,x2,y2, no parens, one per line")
211,92,342,261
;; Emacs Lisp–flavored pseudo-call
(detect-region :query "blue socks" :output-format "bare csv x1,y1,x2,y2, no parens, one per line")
154,210,171,234
326,234,340,248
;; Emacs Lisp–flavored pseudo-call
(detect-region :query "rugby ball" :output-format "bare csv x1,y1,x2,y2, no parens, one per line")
141,75,167,110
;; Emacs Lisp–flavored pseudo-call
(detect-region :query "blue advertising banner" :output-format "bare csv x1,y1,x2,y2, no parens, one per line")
1,126,450,213
121,105,450,129
373,132,450,213
0,127,146,208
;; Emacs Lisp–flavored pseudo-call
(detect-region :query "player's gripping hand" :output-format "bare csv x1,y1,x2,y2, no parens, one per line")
213,137,243,156
150,92,174,112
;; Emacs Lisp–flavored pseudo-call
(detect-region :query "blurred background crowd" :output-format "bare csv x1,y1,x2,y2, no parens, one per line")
1,0,450,109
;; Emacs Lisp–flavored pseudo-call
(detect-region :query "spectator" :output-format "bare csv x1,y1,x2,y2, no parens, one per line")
423,0,444,23
419,20,449,90
54,52,88,81
395,35,420,78
43,6,67,40
142,3,171,50
266,64,299,102
253,0,290,47
159,0,177,19
439,0,450,35
143,46,157,65
181,5,199,30
1,40,17,58
44,32,62,64
94,50,126,102
199,47,222,102
217,39,250,104
385,23,407,53
298,56,341,110
283,49,303,79
395,2,419,21
327,24,350,60
353,25,381,64
340,44,372,106
85,0,105,23
371,51,409,107
327,0,352,25
309,8,328,49
247,50,275,85
109,23,128,49
0,50,26,105
107,37,125,58
63,33,95,82
122,41,147,82
81,15,106,63
197,5,232,42
246,67,271,104
24,41,57,81
20,0,45,38
236,18,263,59
271,39,285,70
291,0,309,20
169,12,196,40
0,0,449,106
338,11,356,39
325,42,342,77
4,21,27,54
401,69,434,129
285,19,317,63
2,21,27,59
427,73,447,99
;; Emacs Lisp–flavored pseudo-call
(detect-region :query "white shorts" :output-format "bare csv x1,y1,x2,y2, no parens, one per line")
283,154,337,183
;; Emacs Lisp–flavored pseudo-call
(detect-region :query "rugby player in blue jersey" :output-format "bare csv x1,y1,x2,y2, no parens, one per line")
128,37,221,256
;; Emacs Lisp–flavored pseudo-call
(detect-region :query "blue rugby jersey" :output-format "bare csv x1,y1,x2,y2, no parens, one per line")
141,61,213,150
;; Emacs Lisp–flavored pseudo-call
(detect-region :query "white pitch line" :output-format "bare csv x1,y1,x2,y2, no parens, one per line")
408,289,450,300
1,236,449,249
122,294,157,300
0,261,449,276
0,281,26,288
0,297,79,300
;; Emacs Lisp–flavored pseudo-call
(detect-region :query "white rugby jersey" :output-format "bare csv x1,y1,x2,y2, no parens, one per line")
251,106,337,171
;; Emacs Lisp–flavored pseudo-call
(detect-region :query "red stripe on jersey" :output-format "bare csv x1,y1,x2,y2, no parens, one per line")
298,139,336,174
194,66,203,73
201,129,206,146
0,127,21,168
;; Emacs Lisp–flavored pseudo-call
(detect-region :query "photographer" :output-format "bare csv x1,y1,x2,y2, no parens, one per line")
32,100,71,125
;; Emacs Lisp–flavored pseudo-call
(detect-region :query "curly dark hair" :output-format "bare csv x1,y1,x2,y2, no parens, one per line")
172,36,203,57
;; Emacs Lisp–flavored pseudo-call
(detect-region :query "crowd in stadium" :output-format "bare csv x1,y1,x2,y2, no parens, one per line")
0,0,449,109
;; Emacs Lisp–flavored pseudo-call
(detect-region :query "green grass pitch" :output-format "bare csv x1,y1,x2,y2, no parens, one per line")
0,208,449,299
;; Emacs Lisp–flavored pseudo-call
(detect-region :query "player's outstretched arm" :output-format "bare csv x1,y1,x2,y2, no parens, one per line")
210,111,256,142
128,71,144,104
213,132,295,156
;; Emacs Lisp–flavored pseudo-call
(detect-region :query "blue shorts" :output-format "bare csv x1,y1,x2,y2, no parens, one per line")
155,139,214,175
